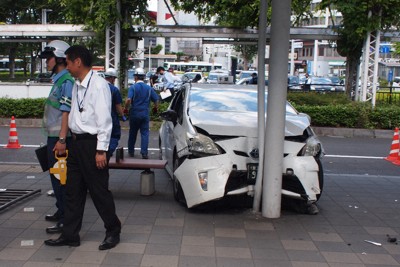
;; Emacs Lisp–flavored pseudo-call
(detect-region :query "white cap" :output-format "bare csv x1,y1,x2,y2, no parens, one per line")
39,40,70,59
105,68,118,78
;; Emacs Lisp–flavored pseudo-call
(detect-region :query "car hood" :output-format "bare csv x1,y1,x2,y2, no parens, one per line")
189,109,310,137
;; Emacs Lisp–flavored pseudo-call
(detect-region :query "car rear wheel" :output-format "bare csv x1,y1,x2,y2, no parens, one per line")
173,152,186,205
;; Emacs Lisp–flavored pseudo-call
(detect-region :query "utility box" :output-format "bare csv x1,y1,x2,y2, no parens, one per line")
140,170,155,195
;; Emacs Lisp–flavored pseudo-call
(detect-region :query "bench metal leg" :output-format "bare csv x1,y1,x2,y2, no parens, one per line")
140,169,155,196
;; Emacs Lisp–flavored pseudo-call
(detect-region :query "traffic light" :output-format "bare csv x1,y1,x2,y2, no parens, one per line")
205,47,209,54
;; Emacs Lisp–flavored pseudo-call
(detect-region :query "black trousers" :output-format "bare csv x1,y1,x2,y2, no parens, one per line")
62,134,121,241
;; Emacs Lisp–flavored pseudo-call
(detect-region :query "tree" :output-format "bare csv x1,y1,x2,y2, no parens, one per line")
0,0,69,79
58,0,154,88
169,0,312,70
318,1,400,98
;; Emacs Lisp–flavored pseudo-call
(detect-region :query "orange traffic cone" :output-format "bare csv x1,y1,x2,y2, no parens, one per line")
5,116,22,149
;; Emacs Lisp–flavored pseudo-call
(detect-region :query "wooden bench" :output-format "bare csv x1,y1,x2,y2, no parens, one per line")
108,153,167,195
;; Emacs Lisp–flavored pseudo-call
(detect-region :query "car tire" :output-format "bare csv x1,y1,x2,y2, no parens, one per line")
158,136,163,160
173,152,186,205
316,159,324,200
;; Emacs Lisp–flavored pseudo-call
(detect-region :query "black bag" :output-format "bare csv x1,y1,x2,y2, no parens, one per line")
35,145,49,172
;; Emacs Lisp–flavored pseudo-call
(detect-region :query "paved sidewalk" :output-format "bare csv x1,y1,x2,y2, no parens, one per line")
0,161,399,267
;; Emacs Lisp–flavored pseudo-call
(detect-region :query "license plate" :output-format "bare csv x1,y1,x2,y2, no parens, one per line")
247,163,258,182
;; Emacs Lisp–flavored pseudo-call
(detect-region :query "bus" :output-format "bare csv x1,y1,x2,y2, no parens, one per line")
0,58,24,72
163,61,223,73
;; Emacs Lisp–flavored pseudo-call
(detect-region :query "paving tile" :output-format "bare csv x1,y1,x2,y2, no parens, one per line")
151,225,183,235
286,250,326,262
357,252,400,265
364,226,398,236
251,247,289,261
181,245,216,257
215,247,251,259
140,254,179,267
65,250,106,265
155,218,184,227
145,243,180,255
182,235,215,246
21,262,63,267
0,259,24,267
102,252,142,266
244,220,274,231
148,234,182,245
247,238,283,249
178,255,217,267
281,240,318,251
215,228,246,238
321,251,362,264
215,237,248,248
313,241,353,252
253,259,292,267
309,232,344,242
216,257,255,267
0,247,36,260
122,224,152,234
291,262,329,267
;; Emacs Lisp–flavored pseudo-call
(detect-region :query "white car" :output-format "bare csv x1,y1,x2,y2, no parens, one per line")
159,84,324,213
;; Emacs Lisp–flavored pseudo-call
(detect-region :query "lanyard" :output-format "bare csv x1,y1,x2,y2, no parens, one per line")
77,72,93,112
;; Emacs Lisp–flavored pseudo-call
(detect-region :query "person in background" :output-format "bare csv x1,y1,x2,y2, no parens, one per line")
248,72,258,84
44,45,121,250
39,40,74,235
156,66,179,101
104,68,126,156
303,73,311,91
125,67,160,159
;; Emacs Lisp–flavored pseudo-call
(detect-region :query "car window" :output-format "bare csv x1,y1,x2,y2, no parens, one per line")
189,89,297,115
170,89,185,124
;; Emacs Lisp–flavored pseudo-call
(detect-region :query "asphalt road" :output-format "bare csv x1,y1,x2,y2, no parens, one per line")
0,126,398,179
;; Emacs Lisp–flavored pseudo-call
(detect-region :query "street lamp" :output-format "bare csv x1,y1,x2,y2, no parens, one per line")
149,40,152,71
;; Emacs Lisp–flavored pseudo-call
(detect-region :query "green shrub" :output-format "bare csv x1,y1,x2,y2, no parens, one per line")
2,95,400,130
0,98,45,118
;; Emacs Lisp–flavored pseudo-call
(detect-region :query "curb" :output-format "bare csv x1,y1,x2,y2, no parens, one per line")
0,118,393,138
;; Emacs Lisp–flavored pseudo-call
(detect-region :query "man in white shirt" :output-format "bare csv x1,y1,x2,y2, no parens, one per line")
156,66,179,101
44,45,121,251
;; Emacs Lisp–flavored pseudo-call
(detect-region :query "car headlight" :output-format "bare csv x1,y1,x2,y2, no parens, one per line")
300,136,323,157
189,133,221,157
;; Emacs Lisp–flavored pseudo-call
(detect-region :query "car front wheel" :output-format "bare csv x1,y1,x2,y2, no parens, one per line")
173,152,186,205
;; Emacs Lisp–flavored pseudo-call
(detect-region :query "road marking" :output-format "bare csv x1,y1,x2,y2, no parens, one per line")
325,155,384,159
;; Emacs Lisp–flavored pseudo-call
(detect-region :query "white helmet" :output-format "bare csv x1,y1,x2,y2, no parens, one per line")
134,67,146,76
105,68,118,78
39,40,70,59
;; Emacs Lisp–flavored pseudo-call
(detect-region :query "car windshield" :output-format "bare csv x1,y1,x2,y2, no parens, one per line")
329,77,340,84
288,76,299,84
312,77,331,84
185,72,200,79
189,88,297,114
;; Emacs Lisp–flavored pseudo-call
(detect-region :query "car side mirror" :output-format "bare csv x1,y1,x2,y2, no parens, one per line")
160,110,178,123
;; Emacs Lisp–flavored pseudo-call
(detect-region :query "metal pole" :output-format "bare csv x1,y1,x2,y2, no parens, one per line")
252,0,268,213
262,0,291,218
149,41,152,71
313,40,318,76
41,9,48,74
115,0,121,88
290,40,295,75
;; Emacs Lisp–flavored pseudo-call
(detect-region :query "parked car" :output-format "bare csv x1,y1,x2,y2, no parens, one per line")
327,76,345,92
159,84,324,213
287,75,302,90
34,72,52,83
182,71,204,83
310,77,335,92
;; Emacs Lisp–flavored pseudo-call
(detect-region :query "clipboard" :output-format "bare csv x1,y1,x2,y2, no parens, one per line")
35,145,49,172
160,89,172,100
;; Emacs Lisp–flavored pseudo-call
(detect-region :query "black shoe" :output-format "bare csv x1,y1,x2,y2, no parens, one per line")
99,234,120,250
44,236,80,247
45,213,61,222
142,155,148,159
46,223,63,234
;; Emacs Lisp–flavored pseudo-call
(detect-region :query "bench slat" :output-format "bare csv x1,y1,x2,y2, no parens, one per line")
109,157,167,170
